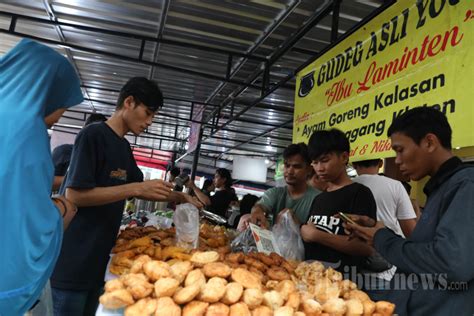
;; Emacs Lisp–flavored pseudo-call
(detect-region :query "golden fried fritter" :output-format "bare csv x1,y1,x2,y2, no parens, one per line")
205,302,230,316
284,292,301,310
170,260,193,283
155,297,181,316
198,277,227,303
229,302,251,316
256,253,275,267
251,305,273,316
231,268,262,290
162,246,187,261
339,279,357,297
182,300,209,316
185,269,206,288
143,260,171,281
173,283,201,304
265,280,279,291
99,289,134,309
302,299,322,316
220,282,244,305
190,251,220,267
225,252,244,264
343,289,370,302
104,278,124,292
244,257,266,272
154,277,180,298
322,298,347,315
273,306,294,316
275,280,296,301
124,298,157,316
202,262,232,278
266,267,290,281
375,301,395,316
127,280,154,300
345,299,364,316
242,288,263,309
130,255,152,274
363,300,376,316
262,290,284,310
109,264,129,276
121,272,148,284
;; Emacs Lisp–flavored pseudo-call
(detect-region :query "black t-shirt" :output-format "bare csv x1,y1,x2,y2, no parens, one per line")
303,182,376,272
52,144,73,176
51,122,143,290
209,189,238,218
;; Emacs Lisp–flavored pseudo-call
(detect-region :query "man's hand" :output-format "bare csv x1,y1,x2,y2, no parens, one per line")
300,223,319,242
185,178,196,189
250,209,269,229
137,180,174,201
335,213,376,227
344,221,385,246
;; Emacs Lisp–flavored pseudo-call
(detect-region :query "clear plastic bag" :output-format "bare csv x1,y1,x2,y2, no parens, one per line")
272,209,305,261
173,203,200,249
230,227,258,253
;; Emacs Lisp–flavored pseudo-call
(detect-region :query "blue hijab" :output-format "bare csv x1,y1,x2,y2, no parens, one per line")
0,39,83,314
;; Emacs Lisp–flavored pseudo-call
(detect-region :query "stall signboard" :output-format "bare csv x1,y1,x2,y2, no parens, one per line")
294,1,474,161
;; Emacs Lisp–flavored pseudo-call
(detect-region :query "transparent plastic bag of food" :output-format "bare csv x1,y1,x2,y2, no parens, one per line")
272,209,305,261
230,227,258,253
173,203,200,249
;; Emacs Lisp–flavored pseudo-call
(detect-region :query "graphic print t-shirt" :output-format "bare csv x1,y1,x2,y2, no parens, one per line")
304,183,376,271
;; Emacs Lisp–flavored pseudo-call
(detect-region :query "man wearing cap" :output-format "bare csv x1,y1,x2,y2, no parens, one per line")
50,77,200,316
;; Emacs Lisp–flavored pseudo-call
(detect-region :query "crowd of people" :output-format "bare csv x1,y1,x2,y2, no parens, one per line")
1,39,473,316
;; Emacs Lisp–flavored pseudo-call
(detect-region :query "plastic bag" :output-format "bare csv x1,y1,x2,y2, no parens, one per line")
173,203,200,249
272,209,305,261
145,214,173,229
230,227,258,253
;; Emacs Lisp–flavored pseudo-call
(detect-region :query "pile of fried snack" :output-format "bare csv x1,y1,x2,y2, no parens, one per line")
102,249,395,315
109,224,231,276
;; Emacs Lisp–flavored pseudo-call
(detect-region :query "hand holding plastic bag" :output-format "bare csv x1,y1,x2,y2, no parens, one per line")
173,203,200,249
272,209,305,261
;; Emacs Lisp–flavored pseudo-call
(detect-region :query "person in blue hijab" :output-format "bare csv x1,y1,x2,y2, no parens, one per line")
0,38,84,315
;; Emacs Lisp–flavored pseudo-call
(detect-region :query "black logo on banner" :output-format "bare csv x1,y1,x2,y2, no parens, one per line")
298,71,315,97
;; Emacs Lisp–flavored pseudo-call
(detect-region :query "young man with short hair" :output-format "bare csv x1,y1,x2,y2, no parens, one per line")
301,129,376,273
347,107,474,315
50,77,200,315
249,143,320,228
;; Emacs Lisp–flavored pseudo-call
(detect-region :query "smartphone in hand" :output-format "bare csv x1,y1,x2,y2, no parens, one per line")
338,212,356,225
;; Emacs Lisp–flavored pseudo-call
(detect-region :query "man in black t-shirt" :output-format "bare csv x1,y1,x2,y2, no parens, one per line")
51,77,201,316
301,128,376,274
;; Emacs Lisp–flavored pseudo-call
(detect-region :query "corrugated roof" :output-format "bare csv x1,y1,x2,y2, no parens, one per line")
0,0,386,183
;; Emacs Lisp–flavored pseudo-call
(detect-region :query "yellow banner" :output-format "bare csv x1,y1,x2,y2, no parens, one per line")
294,1,474,161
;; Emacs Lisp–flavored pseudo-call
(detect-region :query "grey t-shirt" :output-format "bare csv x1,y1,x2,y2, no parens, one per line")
258,186,320,224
